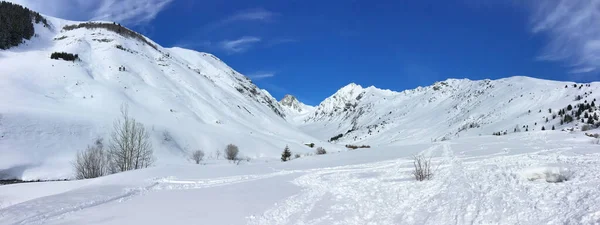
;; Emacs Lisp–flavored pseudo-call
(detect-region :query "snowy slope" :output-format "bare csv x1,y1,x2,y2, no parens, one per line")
0,15,333,180
294,77,600,145
1,132,600,224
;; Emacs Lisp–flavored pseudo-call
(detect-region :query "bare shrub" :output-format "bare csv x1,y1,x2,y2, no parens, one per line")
107,104,154,173
225,144,239,160
294,153,301,159
191,150,205,164
74,138,108,179
412,155,432,181
316,147,327,155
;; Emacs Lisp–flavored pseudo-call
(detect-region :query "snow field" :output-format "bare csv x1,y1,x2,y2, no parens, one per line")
1,132,599,224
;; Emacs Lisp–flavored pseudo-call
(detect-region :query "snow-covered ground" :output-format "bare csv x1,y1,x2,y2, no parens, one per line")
1,131,599,225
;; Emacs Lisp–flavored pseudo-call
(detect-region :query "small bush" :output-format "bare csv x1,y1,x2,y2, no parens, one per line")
304,143,315,148
281,145,291,162
294,153,301,159
316,147,327,155
412,155,433,181
582,125,592,132
191,150,205,164
107,104,154,173
225,144,239,160
73,138,108,179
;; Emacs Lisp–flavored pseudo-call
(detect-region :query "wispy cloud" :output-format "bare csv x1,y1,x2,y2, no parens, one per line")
528,0,600,74
92,0,173,25
6,0,173,26
248,71,276,80
202,8,277,32
220,36,261,53
226,8,276,23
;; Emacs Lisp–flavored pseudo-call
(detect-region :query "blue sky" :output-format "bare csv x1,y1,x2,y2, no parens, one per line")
10,0,600,105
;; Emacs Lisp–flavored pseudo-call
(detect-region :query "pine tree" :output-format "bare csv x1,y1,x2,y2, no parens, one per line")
564,114,574,123
552,125,555,130
281,145,291,162
541,126,545,131
567,105,573,111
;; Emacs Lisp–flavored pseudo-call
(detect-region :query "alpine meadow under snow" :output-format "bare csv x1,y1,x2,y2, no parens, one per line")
1,4,600,225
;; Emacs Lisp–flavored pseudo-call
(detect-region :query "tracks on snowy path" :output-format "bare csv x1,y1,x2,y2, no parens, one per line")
0,170,306,225
247,143,600,225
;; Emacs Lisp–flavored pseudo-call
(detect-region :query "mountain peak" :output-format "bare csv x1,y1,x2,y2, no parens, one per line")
281,94,298,103
280,94,312,113
338,82,362,93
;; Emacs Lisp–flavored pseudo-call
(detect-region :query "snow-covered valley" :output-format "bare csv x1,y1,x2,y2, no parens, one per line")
2,132,600,224
1,4,600,225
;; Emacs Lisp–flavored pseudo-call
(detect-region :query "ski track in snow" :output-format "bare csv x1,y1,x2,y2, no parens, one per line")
0,170,301,225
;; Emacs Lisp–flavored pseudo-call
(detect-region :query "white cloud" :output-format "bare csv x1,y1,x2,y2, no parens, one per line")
220,36,261,53
5,0,173,26
248,72,276,80
529,0,600,74
226,8,276,22
202,8,276,32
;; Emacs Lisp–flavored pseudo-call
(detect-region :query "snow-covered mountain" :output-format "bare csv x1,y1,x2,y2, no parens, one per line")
294,77,600,145
279,94,314,114
0,4,599,181
0,12,332,180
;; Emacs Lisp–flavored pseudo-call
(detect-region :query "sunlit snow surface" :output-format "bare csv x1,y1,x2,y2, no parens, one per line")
2,132,600,225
